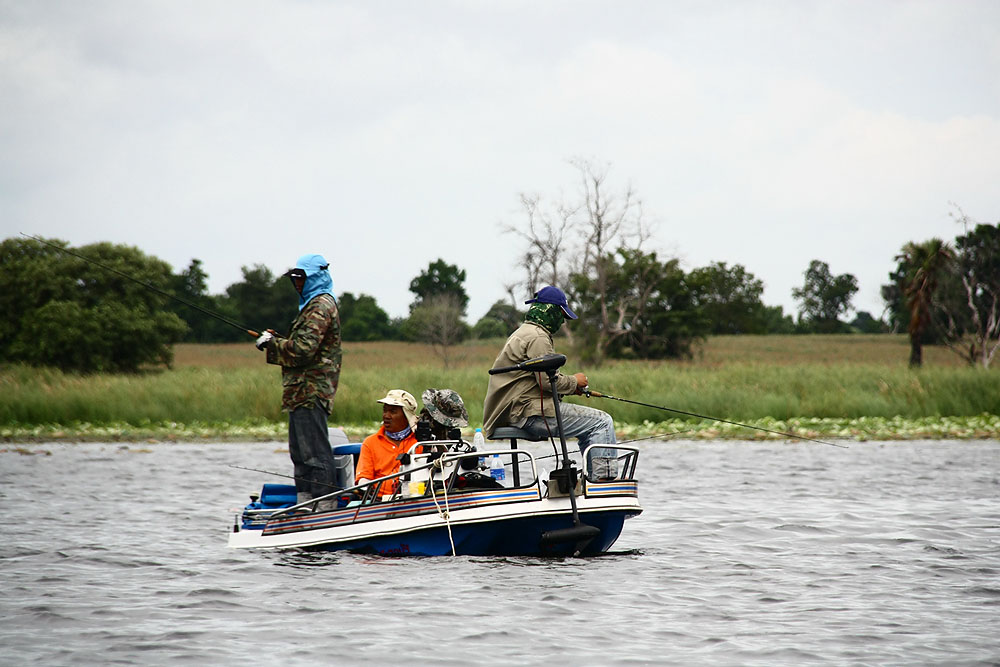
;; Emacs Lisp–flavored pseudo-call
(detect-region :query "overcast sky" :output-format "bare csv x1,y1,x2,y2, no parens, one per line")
3,1,999,323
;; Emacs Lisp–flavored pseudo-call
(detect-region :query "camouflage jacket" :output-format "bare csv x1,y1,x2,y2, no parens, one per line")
266,293,342,413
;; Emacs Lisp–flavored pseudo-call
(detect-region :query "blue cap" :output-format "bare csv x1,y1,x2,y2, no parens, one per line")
524,286,577,319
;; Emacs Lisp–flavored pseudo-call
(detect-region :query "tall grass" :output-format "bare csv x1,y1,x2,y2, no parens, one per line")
2,336,997,435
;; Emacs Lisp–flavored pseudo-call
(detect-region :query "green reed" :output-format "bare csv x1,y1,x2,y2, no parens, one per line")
3,359,998,435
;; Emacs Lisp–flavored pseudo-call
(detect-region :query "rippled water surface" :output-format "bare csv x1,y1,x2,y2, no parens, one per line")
1,440,998,665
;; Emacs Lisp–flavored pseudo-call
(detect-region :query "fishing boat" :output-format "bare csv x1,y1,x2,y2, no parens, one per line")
227,354,643,556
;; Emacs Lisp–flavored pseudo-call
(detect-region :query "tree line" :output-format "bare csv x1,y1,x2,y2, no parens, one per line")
2,164,996,373
0,233,870,374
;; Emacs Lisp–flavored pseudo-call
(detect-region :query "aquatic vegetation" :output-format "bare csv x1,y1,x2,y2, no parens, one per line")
1,336,997,441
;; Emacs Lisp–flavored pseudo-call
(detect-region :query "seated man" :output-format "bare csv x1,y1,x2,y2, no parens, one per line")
355,390,420,496
483,286,617,479
420,388,469,441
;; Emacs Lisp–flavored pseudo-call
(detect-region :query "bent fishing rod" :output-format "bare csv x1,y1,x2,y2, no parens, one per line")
21,232,262,338
584,389,848,449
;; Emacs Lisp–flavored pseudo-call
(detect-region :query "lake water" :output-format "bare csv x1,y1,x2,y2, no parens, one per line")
1,439,998,665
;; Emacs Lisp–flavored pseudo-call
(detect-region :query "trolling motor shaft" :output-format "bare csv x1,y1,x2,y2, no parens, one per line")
490,353,599,554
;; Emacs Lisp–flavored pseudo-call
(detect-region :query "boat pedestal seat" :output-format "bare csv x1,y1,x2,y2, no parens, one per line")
487,427,547,487
488,426,546,443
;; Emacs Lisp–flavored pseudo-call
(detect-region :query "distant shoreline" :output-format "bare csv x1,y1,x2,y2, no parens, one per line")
3,414,997,444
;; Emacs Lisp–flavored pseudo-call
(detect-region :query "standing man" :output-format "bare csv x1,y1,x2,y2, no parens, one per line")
255,254,342,509
483,286,617,478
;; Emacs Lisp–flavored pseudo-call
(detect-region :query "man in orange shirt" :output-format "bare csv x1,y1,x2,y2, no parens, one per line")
355,390,420,495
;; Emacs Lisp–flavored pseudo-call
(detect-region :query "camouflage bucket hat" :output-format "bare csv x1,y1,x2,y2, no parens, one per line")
421,388,469,428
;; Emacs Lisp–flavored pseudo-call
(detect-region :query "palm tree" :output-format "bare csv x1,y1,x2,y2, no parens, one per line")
897,239,954,367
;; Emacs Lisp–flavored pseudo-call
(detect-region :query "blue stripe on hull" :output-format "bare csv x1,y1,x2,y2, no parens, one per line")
299,510,635,557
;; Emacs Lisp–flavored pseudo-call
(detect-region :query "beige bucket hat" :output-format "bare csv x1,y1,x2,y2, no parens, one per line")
376,389,419,430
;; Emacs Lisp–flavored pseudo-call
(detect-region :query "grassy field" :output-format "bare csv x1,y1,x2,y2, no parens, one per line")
2,335,998,442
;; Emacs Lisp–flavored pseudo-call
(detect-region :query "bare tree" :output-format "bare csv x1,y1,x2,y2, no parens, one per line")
570,158,651,363
501,158,655,361
943,205,1000,368
409,293,469,368
501,192,578,302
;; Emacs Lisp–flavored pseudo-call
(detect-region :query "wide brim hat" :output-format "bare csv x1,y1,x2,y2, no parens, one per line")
421,388,469,429
377,389,418,430
524,285,577,319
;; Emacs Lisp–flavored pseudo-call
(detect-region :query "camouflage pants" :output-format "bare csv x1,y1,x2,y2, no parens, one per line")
288,406,336,499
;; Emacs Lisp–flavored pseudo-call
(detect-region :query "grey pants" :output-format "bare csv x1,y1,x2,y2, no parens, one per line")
521,403,618,476
288,406,336,498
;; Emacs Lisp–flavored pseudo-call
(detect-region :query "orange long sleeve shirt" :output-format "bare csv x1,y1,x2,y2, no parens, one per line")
355,426,421,494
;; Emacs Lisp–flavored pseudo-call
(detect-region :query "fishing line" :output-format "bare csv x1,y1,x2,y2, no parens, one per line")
229,464,345,490
585,390,848,449
530,431,693,464
21,233,263,338
617,430,695,445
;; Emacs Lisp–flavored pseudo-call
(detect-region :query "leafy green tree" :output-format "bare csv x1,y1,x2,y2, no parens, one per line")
792,260,859,333
0,236,73,351
688,262,770,334
472,317,508,339
168,259,240,342
571,248,710,362
472,300,522,339
849,311,888,334
224,264,298,337
763,305,796,334
339,292,394,341
0,237,187,372
408,259,469,315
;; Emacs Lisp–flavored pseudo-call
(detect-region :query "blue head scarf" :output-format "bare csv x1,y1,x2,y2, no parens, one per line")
292,254,335,311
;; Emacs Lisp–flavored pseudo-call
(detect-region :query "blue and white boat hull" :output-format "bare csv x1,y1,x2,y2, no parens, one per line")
229,480,641,556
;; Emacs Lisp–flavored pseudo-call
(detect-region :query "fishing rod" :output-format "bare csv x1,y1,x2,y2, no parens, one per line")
584,389,848,449
21,232,262,338
229,464,345,491
529,431,696,464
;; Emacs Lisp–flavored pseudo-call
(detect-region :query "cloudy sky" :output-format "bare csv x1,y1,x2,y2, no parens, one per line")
3,1,999,323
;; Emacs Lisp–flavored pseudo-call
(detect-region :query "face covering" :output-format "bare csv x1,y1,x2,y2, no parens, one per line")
385,425,412,441
524,302,565,334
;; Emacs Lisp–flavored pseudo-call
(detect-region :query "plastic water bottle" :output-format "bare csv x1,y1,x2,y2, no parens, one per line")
490,454,505,482
473,428,486,468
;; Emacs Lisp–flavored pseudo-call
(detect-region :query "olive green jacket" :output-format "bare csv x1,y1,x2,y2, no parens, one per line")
482,322,578,437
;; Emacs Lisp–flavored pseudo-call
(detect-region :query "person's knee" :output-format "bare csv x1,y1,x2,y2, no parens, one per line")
598,410,616,443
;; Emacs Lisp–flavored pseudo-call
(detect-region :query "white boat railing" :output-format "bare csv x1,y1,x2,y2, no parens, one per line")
256,441,639,526
266,441,540,521
582,444,640,481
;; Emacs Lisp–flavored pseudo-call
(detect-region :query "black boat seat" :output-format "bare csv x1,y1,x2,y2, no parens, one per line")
488,426,546,442
484,427,546,487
